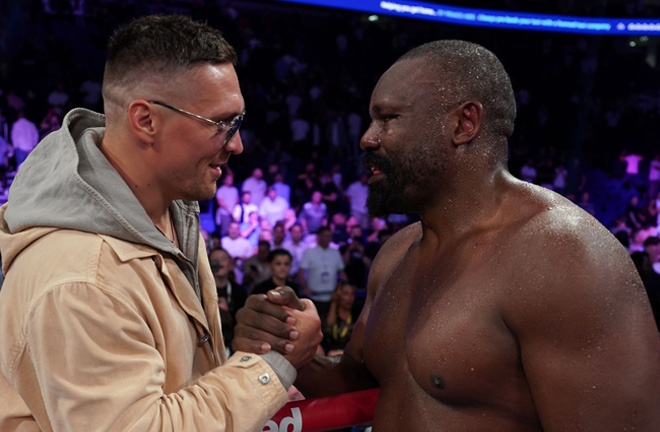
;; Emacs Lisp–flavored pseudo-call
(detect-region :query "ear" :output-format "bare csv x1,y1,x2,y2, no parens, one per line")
452,101,483,146
126,100,157,144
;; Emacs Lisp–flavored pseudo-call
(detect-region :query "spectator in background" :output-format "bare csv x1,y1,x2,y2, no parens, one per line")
10,110,39,168
283,222,309,279
576,191,596,216
610,214,632,250
344,172,369,230
298,226,347,323
259,186,289,227
281,207,299,233
242,240,272,292
39,107,61,139
241,167,267,206
251,248,298,296
271,221,287,250
209,247,247,355
648,153,660,202
240,210,261,249
329,211,350,247
620,149,644,188
233,190,258,225
293,161,319,209
215,171,240,236
365,216,388,245
341,225,371,291
323,281,357,356
319,169,342,216
626,194,651,231
272,172,291,204
298,190,328,235
221,221,254,269
365,228,393,261
630,251,660,332
644,236,660,275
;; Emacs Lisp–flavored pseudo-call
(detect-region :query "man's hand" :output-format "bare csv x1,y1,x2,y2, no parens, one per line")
233,286,322,368
281,299,323,368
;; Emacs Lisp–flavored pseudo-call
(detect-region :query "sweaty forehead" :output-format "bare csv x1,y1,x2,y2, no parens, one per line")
371,59,445,111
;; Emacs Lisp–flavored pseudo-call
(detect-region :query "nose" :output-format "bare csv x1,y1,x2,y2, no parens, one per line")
225,130,244,155
359,121,381,151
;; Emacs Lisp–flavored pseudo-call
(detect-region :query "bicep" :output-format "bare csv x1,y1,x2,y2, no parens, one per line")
509,254,660,430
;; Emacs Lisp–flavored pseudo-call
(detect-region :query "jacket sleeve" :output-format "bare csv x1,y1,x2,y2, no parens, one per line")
9,282,288,432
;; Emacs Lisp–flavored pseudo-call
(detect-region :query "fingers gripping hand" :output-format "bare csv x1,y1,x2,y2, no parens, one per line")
232,287,305,355
282,299,323,369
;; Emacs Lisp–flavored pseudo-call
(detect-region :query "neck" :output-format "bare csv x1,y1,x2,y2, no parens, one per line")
153,209,178,246
100,134,172,226
418,167,513,238
272,275,287,286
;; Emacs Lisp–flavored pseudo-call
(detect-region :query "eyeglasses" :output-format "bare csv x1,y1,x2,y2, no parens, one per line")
149,100,244,145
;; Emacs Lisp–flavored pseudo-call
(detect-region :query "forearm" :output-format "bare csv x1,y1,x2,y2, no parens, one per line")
15,286,290,432
294,354,378,398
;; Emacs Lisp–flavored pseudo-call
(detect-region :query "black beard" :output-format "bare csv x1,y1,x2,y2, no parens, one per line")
363,152,407,217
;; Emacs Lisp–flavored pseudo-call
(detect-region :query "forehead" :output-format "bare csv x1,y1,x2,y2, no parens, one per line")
272,254,291,263
370,58,442,112
175,63,244,113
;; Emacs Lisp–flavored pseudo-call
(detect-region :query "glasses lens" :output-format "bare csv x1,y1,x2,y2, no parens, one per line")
224,114,243,144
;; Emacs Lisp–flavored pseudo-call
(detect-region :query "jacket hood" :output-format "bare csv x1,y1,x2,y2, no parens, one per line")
1,108,198,271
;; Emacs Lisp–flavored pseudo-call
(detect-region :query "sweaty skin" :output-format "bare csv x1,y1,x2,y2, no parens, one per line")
235,47,660,431
357,183,660,431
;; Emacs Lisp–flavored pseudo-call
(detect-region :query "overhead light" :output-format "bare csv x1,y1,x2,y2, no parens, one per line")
368,15,379,22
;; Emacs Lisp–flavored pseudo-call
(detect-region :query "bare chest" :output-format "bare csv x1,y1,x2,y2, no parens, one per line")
363,245,532,411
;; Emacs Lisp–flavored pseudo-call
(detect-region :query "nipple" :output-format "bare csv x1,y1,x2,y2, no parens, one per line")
430,374,446,389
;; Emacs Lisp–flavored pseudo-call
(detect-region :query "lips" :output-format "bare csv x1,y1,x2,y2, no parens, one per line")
209,163,223,178
362,152,391,179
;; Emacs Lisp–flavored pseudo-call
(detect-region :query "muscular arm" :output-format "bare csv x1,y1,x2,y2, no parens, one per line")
233,279,378,398
234,223,421,398
294,274,379,397
506,213,660,430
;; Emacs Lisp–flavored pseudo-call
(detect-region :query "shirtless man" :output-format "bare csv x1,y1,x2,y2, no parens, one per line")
235,40,660,431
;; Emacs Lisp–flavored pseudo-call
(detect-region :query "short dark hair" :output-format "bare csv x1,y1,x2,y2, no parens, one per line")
268,248,292,263
103,14,236,98
643,236,660,247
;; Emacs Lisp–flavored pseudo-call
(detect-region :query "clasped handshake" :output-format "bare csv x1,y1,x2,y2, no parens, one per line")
233,287,323,369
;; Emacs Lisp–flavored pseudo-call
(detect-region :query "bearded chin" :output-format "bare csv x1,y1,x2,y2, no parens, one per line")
366,176,407,217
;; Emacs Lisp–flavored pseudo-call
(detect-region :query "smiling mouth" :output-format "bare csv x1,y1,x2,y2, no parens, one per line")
365,162,386,178
369,166,384,176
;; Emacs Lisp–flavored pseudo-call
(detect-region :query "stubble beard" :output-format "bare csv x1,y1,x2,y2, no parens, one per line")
182,179,217,202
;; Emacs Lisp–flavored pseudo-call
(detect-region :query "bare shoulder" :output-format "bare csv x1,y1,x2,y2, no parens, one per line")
500,185,660,429
501,185,651,331
369,221,421,288
510,188,633,281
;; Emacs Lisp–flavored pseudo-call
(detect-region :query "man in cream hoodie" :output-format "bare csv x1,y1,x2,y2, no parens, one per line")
0,15,321,431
